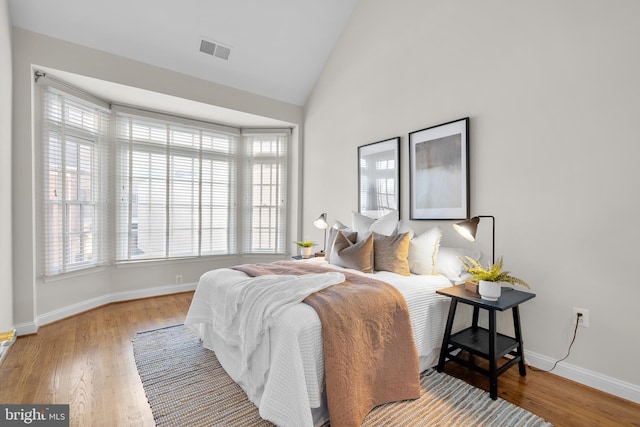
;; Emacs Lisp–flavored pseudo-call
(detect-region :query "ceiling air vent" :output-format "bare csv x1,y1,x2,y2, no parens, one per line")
199,38,231,60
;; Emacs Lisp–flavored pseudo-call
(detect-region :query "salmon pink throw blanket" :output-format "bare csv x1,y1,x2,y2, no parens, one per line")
232,261,422,427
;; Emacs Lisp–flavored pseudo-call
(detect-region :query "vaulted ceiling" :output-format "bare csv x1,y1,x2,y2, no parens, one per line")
9,0,358,106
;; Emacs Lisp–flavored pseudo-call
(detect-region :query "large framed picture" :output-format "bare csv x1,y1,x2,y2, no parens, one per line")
409,118,469,220
358,137,400,219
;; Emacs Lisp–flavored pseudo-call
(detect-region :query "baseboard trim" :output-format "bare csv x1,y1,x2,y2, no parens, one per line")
14,283,197,336
15,290,638,405
14,321,38,336
525,350,640,404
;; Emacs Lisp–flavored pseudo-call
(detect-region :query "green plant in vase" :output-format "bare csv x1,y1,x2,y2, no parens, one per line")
295,240,315,258
459,256,530,300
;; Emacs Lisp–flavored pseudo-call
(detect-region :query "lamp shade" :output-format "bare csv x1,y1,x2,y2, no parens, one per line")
453,215,495,264
313,213,328,230
453,217,480,241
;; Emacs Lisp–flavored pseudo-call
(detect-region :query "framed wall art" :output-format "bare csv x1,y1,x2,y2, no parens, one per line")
409,117,469,220
358,137,400,219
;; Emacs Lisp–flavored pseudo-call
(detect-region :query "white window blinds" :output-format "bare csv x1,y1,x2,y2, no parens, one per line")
242,131,288,254
39,73,291,274
41,86,110,276
115,112,240,261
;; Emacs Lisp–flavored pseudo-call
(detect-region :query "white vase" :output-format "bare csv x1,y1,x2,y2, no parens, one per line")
300,246,313,259
478,280,501,301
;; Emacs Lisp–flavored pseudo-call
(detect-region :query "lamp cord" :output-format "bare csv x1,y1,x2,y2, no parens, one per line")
528,313,581,373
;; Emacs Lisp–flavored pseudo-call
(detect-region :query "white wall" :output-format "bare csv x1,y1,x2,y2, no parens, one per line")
11,28,304,331
304,0,640,396
0,0,13,334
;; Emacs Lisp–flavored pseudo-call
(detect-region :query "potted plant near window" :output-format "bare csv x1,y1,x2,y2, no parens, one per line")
459,256,530,301
295,240,316,259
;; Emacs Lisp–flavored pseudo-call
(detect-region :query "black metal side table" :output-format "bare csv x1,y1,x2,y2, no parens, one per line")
436,284,535,400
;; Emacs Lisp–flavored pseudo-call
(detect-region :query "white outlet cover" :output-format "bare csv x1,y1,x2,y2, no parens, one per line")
572,307,589,328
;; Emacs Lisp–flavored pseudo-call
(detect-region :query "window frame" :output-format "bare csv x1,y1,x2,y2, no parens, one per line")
38,75,292,278
39,84,110,277
115,110,242,261
242,132,289,254
114,108,291,263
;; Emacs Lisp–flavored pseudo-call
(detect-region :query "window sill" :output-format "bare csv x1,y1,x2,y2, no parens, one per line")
42,265,108,283
113,253,286,269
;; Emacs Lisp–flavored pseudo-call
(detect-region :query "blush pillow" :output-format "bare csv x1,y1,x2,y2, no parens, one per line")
329,231,374,273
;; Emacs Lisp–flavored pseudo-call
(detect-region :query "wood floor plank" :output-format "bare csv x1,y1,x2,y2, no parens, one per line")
442,353,640,426
0,292,638,426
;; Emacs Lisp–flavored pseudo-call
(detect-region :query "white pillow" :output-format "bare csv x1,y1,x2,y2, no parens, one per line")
436,247,482,282
332,220,349,230
396,219,415,239
408,227,442,275
351,210,399,242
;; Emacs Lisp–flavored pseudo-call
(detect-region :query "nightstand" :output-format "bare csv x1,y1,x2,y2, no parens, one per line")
436,284,535,400
292,253,324,260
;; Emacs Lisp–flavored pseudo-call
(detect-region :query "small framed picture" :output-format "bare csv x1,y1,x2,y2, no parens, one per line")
409,118,469,220
358,137,400,219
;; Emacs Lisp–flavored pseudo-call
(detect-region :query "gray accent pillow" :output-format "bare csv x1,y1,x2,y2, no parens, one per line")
373,232,411,276
325,227,357,260
329,231,374,273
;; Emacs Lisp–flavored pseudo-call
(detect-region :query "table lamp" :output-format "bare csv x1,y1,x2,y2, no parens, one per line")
313,213,329,255
453,215,495,264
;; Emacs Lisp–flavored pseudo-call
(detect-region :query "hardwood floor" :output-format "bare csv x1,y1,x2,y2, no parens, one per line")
0,293,192,427
1,292,638,426
442,355,640,427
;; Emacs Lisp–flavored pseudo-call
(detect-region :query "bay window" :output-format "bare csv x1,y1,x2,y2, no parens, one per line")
39,76,290,277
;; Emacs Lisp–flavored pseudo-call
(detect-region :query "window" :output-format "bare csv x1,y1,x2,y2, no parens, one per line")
39,75,290,276
243,132,288,253
116,112,240,260
41,86,110,276
115,112,290,261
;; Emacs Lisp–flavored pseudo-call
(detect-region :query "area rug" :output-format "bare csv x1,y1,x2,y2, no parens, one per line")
132,324,552,426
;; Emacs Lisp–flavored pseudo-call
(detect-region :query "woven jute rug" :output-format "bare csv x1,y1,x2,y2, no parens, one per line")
133,325,552,427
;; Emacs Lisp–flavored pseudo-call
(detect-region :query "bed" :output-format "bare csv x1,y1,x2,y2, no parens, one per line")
185,213,477,426
185,257,463,427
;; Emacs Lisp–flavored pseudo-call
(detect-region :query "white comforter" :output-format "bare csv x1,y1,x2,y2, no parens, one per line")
185,259,454,427
186,268,345,403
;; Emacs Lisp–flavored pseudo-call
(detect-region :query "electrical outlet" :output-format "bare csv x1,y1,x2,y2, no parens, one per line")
572,307,589,328
176,275,183,284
